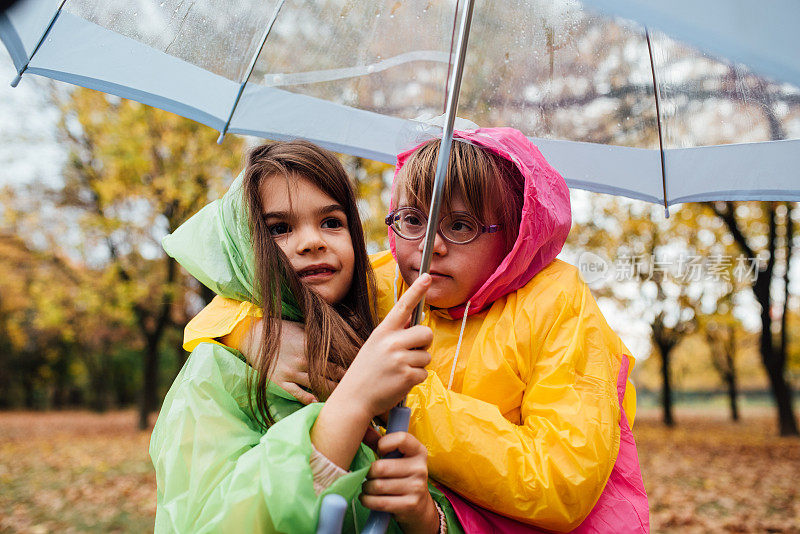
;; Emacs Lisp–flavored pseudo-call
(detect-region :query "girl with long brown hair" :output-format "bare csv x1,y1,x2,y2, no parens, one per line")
151,140,457,533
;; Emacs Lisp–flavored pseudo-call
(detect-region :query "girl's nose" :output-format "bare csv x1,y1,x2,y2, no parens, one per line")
296,226,326,254
418,229,448,255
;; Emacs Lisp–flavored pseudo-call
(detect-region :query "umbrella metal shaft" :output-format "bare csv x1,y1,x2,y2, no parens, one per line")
410,0,476,327
362,1,475,533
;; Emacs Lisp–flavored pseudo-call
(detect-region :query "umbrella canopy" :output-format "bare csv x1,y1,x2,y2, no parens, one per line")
2,0,799,207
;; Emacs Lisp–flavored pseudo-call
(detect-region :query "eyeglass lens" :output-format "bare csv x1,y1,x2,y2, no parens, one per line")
393,208,480,244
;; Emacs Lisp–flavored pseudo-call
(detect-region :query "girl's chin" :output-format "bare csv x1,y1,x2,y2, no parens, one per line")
304,283,342,306
424,293,465,310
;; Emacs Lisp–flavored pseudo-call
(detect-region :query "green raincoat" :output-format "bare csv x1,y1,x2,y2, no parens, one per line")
150,174,463,533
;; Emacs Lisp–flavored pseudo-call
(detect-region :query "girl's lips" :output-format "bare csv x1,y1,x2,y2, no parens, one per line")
298,266,337,282
412,268,451,279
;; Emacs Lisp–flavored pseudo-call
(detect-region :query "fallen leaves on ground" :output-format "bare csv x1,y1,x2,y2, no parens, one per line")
635,407,800,533
0,407,798,533
0,410,155,533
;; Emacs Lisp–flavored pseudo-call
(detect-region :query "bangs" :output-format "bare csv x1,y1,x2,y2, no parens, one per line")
397,139,492,217
395,139,524,252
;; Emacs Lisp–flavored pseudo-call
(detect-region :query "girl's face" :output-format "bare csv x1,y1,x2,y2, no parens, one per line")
260,174,355,305
394,193,507,309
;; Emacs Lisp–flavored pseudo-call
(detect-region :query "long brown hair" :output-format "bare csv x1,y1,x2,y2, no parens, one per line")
396,139,525,253
243,140,376,428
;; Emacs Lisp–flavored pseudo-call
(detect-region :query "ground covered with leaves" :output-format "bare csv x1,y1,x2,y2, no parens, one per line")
0,408,798,533
0,411,154,533
635,407,800,533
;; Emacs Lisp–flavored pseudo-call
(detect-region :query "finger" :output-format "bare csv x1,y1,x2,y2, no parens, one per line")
381,273,431,330
362,475,422,496
284,383,317,405
291,371,312,389
376,432,426,458
359,493,420,514
399,349,431,370
394,325,434,351
362,425,382,451
367,456,427,480
397,364,429,390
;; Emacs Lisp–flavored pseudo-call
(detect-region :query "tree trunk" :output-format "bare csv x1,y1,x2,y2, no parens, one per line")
139,337,159,430
726,368,739,423
754,269,799,436
652,310,678,428
137,255,178,430
762,349,798,436
712,201,799,436
660,349,675,427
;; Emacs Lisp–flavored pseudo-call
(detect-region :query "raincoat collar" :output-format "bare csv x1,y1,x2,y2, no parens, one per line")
388,127,572,319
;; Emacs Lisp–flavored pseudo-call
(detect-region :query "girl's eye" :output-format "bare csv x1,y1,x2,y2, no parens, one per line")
450,219,475,233
322,217,345,230
403,214,424,227
268,222,290,236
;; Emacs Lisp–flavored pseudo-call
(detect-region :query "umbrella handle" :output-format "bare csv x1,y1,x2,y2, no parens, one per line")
316,494,348,534
361,405,411,534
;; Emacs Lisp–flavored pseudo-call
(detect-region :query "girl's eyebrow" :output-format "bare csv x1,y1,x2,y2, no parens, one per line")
262,210,291,220
317,204,345,216
262,204,344,220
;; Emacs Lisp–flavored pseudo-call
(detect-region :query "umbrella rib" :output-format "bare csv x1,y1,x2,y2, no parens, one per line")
217,0,287,144
442,0,460,114
645,27,670,217
10,0,68,87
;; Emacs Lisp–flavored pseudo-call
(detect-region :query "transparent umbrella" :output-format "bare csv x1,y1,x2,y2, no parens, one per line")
3,0,799,210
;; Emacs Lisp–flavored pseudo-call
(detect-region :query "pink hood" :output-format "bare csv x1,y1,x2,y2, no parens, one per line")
389,127,572,319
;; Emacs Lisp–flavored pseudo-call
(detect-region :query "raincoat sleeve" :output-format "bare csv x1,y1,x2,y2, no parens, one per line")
182,295,261,352
406,277,625,532
176,302,466,534
149,342,374,534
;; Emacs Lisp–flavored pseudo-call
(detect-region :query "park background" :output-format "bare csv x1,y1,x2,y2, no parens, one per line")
1,37,799,533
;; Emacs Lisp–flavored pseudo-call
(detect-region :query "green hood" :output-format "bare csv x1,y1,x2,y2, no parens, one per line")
162,171,301,320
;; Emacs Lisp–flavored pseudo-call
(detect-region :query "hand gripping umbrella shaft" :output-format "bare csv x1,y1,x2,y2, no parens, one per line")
362,1,475,532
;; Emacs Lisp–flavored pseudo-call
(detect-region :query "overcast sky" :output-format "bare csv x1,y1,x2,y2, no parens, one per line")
0,54,64,188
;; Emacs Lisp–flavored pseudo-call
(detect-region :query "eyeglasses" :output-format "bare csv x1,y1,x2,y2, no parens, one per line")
385,206,501,245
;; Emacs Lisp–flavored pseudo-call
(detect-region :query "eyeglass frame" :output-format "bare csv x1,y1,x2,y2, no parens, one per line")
385,206,501,245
